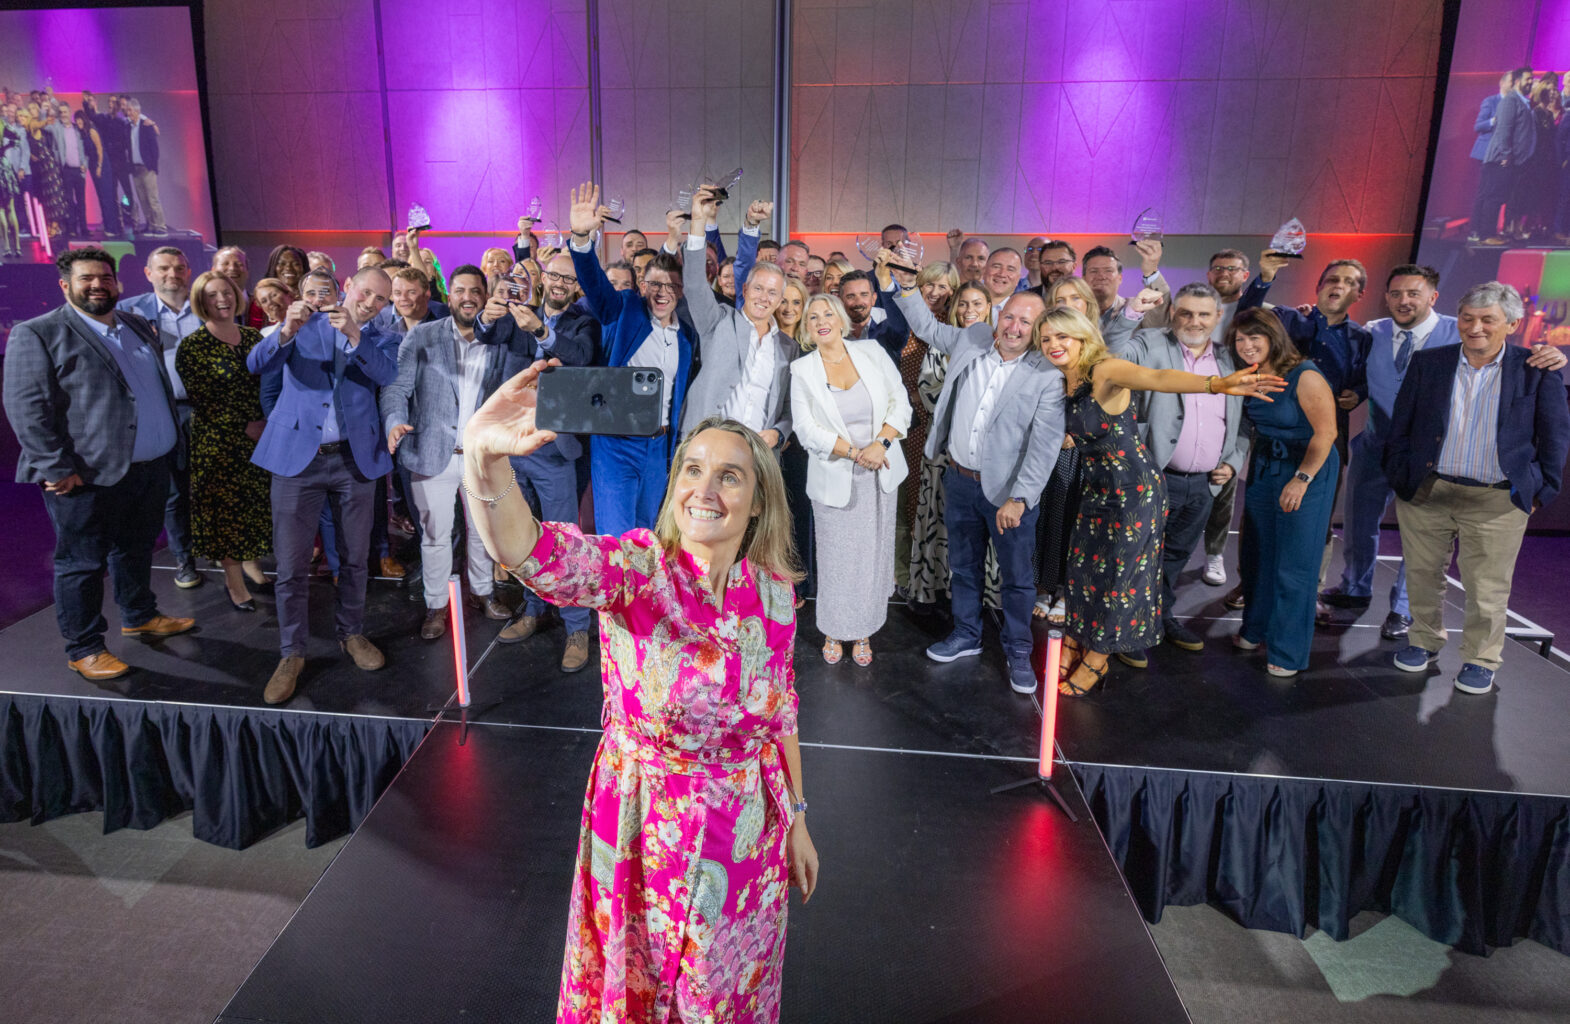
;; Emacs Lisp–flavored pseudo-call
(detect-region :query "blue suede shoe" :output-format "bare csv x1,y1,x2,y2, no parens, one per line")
1454,663,1496,695
1393,645,1438,672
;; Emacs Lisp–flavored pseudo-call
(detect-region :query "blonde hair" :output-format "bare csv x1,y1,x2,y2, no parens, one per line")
1047,276,1098,316
190,270,243,323
915,260,959,292
775,277,810,332
1033,306,1107,378
795,293,851,352
252,276,295,301
654,417,804,584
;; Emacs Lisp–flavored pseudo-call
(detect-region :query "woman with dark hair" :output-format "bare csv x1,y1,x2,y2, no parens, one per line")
176,271,272,610
714,256,737,305
1035,307,1281,695
1228,308,1339,677
19,100,66,237
264,244,309,292
461,383,819,1023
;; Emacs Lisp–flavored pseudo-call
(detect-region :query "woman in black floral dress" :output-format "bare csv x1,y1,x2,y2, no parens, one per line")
1034,307,1282,695
175,272,273,610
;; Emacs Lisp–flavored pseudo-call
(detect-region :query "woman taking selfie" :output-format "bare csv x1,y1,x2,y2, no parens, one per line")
462,379,819,1024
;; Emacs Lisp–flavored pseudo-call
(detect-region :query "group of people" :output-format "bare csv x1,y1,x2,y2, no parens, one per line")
1469,66,1570,246
0,83,167,256
7,180,1570,1021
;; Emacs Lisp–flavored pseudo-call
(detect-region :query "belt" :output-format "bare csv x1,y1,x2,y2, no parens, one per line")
453,445,464,454
1437,472,1510,491
317,441,345,455
950,460,980,482
1163,468,1207,477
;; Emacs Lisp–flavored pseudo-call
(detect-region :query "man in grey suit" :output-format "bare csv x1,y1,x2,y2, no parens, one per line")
894,288,1065,695
1108,282,1250,660
679,188,792,446
2,248,196,681
382,265,523,642
117,245,203,589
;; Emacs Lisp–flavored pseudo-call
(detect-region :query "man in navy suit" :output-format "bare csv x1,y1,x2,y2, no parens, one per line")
1470,67,1535,245
566,181,695,536
1383,282,1570,695
2,248,196,681
247,266,399,704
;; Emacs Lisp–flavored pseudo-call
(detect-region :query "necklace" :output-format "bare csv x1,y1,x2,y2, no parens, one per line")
820,350,848,365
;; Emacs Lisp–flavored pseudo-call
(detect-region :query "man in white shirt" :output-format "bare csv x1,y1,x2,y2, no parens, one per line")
1200,248,1252,587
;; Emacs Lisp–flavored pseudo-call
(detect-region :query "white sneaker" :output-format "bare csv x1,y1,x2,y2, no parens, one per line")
1202,554,1226,586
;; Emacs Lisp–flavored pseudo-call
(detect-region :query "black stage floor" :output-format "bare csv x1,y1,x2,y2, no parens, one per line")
215,720,1191,1024
4,553,1566,799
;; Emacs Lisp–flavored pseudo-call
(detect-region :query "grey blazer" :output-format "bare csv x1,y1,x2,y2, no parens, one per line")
379,317,511,477
895,290,1065,508
678,243,794,441
3,303,179,487
1108,327,1250,495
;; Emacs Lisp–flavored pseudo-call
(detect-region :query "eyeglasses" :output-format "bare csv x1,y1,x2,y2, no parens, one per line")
643,281,680,294
1041,257,1075,269
1209,266,1249,275
542,271,576,284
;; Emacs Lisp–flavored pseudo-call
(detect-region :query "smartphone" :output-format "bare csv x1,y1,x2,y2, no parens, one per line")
535,366,665,437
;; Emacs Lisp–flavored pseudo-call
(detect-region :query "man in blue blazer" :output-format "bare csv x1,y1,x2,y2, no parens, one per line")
1470,67,1536,245
1383,282,1570,695
566,181,695,536
247,266,398,704
2,249,195,681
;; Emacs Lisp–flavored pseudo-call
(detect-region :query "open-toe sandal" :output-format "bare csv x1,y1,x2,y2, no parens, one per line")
822,638,843,665
852,639,872,667
1059,659,1108,697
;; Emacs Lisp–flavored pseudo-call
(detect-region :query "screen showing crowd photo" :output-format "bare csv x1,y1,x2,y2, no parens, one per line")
0,5,216,263
1415,0,1568,346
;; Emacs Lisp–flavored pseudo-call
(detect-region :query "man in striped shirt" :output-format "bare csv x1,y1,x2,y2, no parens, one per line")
1383,282,1570,695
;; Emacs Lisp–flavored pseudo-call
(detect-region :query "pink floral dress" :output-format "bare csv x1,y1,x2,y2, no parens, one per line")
517,522,800,1024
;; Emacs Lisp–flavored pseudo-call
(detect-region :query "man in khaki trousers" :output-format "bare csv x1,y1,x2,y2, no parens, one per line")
1382,282,1570,695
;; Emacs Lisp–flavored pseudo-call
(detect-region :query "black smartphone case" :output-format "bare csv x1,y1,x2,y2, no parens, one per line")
534,366,665,437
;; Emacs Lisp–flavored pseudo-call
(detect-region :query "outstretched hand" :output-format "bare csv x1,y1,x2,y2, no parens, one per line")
463,360,561,460
568,182,604,238
1215,363,1287,402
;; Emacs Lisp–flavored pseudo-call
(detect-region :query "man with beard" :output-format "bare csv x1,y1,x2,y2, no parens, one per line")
838,269,909,363
1200,248,1253,588
893,287,1065,696
1106,283,1251,662
1032,240,1077,299
569,181,696,536
382,266,521,643
1321,266,1564,638
777,239,811,282
1081,243,1171,331
3,248,195,681
248,266,398,704
117,246,203,588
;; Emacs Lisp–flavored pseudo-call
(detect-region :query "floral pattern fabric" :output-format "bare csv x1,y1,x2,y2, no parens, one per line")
518,523,800,1024
1062,374,1168,654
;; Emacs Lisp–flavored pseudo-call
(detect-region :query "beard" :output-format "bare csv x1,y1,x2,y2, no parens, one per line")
453,309,478,329
72,286,116,315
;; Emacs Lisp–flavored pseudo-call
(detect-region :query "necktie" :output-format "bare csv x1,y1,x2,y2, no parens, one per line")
1394,330,1414,375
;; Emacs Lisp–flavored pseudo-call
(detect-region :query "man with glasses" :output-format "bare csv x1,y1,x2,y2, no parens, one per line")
1201,249,1252,588
805,255,826,296
1023,237,1048,288
1032,240,1078,298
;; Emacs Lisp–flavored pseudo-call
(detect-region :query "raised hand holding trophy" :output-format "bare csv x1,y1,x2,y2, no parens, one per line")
407,203,432,232
1266,217,1307,260
1130,207,1162,247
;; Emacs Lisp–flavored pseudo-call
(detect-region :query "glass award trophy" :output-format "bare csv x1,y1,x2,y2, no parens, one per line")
523,195,543,222
857,232,925,274
1130,207,1162,246
677,167,744,214
406,203,431,232
1267,217,1307,259
540,222,565,250
604,193,625,225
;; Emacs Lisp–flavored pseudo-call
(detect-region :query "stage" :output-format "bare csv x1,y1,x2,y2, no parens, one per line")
1,547,1567,1020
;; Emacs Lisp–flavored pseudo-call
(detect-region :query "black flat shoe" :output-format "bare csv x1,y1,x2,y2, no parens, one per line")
230,597,257,612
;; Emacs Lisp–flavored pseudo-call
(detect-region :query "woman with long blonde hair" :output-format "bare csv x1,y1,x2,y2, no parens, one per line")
460,384,819,1022
1035,307,1282,695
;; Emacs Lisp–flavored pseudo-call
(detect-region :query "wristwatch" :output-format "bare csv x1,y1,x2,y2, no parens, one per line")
1011,496,1026,504
1294,471,1312,483
791,800,808,815
879,438,892,450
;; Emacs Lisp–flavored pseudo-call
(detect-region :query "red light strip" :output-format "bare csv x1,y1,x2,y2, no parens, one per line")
448,575,470,708
1039,631,1062,780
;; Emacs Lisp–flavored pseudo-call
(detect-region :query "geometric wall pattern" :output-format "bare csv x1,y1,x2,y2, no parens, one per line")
203,0,1444,240
790,0,1445,235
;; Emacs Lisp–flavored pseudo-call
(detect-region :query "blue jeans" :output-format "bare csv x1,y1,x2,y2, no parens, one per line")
1160,469,1215,617
163,402,194,568
1337,432,1408,615
1241,447,1340,670
43,456,169,659
512,449,591,633
944,467,1039,664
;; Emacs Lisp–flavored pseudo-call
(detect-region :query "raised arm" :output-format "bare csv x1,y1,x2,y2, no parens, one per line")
566,181,622,325
730,200,769,311
1094,356,1286,401
893,287,968,355
680,191,725,335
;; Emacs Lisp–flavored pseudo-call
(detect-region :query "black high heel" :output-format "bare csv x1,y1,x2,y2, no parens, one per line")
229,595,257,612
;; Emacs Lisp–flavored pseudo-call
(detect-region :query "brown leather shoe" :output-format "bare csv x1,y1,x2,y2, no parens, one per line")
379,556,406,579
561,631,590,673
121,614,196,638
482,596,511,621
341,634,385,670
421,607,447,640
264,655,305,704
68,651,131,681
498,614,538,645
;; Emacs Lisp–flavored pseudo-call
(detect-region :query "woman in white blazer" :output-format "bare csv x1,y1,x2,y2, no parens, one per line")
790,294,912,666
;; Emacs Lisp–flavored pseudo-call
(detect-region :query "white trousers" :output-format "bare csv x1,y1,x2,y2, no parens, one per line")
410,452,494,607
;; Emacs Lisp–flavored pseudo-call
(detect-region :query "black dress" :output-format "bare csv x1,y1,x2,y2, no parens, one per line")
1061,371,1167,654
174,326,273,561
1032,445,1082,593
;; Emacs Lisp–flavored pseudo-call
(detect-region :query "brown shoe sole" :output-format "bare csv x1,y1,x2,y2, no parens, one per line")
121,619,195,638
264,657,305,704
68,657,131,681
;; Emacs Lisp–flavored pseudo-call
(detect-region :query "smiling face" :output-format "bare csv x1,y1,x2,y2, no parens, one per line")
62,259,120,315
390,234,411,261
1456,303,1516,362
805,297,845,348
274,249,305,289
1231,329,1273,370
1385,274,1437,329
255,283,290,324
448,272,486,328
480,248,513,280
1082,255,1122,306
621,231,647,263
213,248,248,291
345,271,391,324
145,251,190,303
775,285,805,333
778,244,809,281
1038,328,1081,369
1048,281,1089,315
957,239,988,282
839,278,875,326
954,287,989,327
1171,294,1219,347
542,254,578,310
822,265,844,296
1024,237,1046,273
1207,255,1249,301
670,428,760,559
202,276,239,323
741,265,784,323
391,274,428,319
984,251,1022,301
1038,245,1075,287
642,267,682,320
717,262,736,298
993,293,1045,360
920,277,953,316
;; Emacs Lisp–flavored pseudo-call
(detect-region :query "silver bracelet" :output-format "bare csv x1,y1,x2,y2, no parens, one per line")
462,470,517,509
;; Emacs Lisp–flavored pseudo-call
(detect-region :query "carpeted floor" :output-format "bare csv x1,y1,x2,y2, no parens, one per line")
1,815,1567,1023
